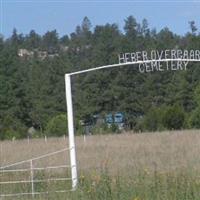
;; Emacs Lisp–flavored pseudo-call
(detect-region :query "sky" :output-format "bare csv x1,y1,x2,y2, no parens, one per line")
0,0,200,38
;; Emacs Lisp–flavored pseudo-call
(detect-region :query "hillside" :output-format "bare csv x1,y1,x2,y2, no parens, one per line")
1,16,200,139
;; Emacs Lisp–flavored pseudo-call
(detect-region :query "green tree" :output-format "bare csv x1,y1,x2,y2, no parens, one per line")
189,21,198,35
189,107,200,128
42,30,59,52
144,107,164,131
26,30,41,49
1,16,200,139
163,105,185,130
0,114,26,140
189,84,200,128
124,16,138,39
81,16,92,35
10,28,24,48
45,114,68,136
141,18,150,37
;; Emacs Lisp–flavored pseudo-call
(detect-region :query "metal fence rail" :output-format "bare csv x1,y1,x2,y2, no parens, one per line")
0,148,72,198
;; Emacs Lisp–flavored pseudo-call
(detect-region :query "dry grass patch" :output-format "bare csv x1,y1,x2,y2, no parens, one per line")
1,130,200,174
1,130,200,199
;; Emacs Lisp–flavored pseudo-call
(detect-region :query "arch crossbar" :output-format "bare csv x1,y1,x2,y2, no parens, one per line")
65,58,200,190
68,58,200,76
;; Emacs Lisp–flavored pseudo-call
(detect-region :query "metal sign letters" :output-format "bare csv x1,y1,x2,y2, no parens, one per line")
118,49,200,73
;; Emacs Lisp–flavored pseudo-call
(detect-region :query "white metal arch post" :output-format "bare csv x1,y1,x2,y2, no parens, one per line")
65,58,200,190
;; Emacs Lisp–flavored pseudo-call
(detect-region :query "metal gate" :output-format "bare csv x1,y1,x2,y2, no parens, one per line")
0,148,72,198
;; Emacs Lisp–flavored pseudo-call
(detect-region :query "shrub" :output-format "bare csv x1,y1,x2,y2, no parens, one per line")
189,107,200,128
0,115,27,140
3,129,22,140
45,114,68,136
143,107,164,131
133,117,144,132
91,123,120,135
162,105,185,130
75,118,87,135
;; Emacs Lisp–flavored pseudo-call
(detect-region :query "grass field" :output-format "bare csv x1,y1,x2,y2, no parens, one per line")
1,130,200,199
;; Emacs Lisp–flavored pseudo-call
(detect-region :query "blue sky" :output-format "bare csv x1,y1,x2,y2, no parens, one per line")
1,0,200,38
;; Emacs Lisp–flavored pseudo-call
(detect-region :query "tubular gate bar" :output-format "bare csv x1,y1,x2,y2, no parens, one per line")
0,148,73,198
65,57,200,190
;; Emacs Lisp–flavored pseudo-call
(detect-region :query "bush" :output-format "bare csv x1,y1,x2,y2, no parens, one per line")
3,129,22,140
75,118,86,135
0,115,27,140
189,107,200,128
134,117,144,132
162,105,185,130
45,114,68,136
143,107,164,131
91,123,120,135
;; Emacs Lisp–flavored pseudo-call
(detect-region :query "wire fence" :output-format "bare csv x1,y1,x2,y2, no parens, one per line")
0,147,73,198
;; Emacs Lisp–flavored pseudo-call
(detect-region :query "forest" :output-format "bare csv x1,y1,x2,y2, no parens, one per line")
1,16,200,139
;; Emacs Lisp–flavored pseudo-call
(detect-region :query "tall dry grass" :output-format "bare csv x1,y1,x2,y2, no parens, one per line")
1,130,200,174
1,130,200,200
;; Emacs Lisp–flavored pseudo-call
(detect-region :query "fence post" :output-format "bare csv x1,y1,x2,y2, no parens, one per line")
45,135,47,143
83,134,86,143
65,74,78,190
30,160,35,198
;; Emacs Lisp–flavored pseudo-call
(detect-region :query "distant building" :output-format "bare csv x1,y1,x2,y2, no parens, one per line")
18,49,34,58
105,112,126,130
37,51,48,60
60,45,69,52
48,53,59,59
18,48,59,60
